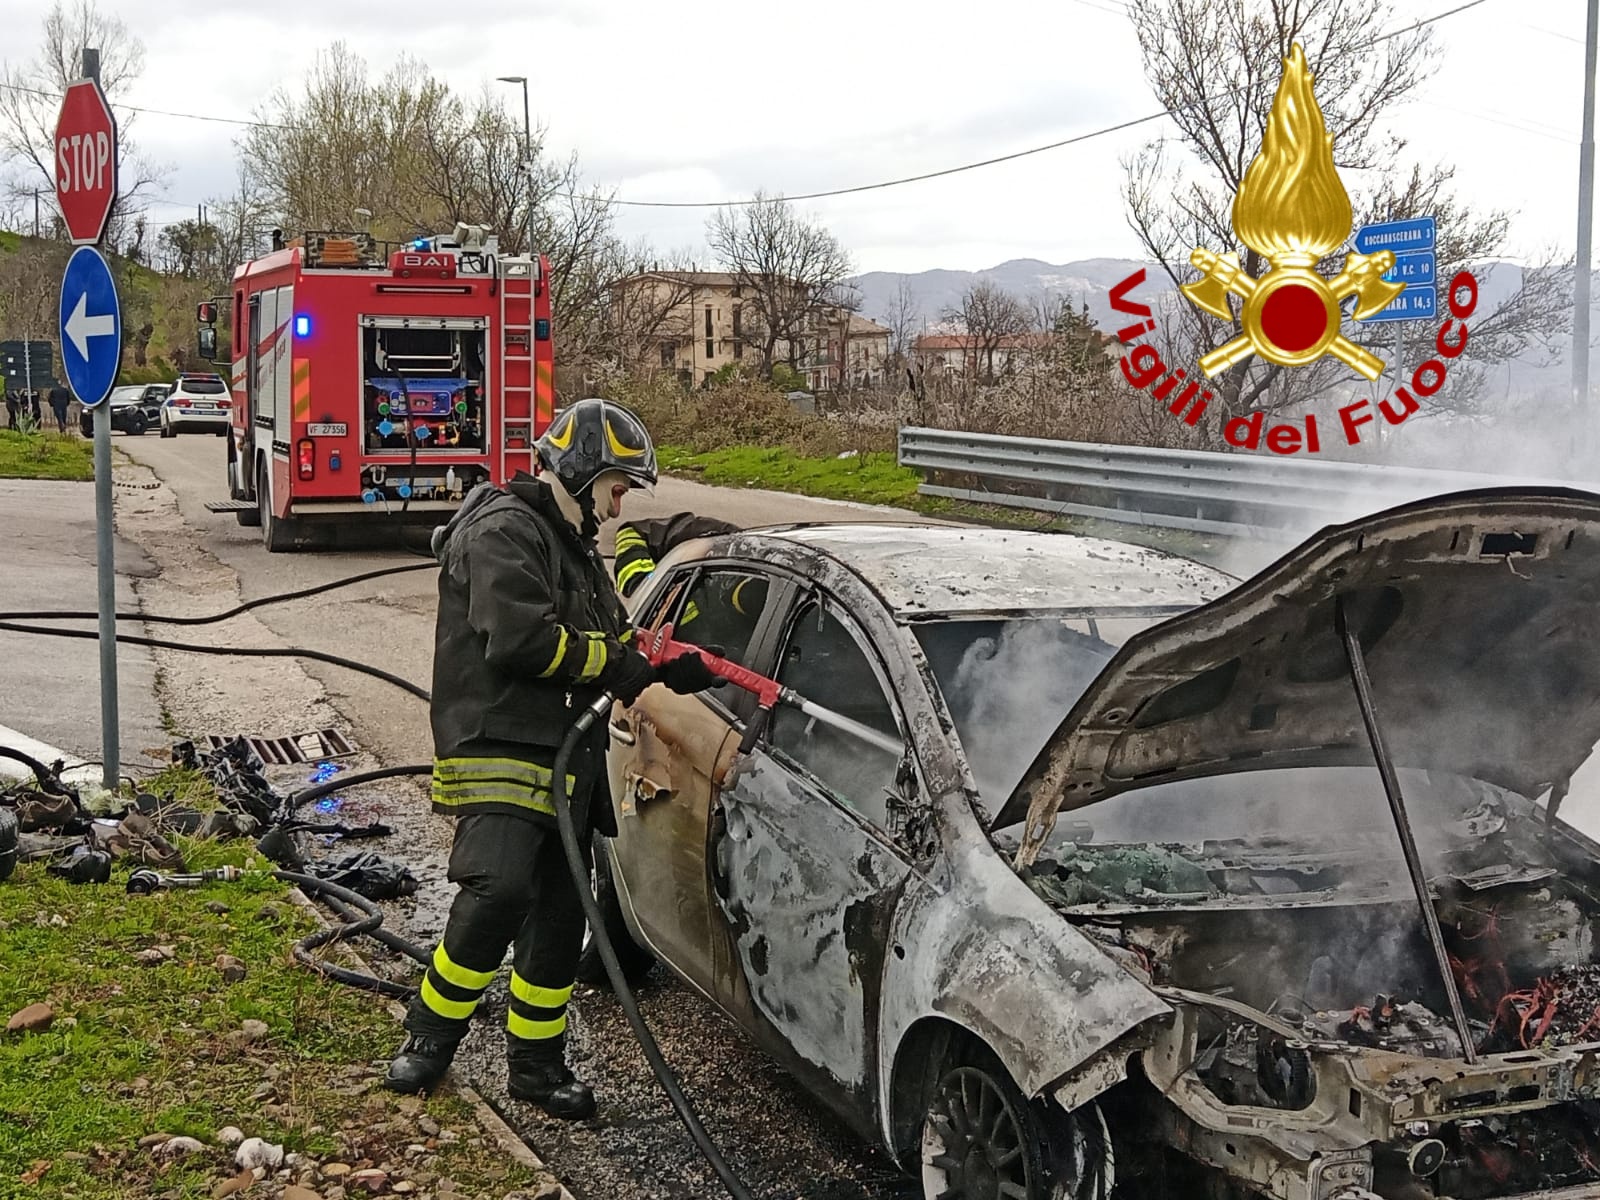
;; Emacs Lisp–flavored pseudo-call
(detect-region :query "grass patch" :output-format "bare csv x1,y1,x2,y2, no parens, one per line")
0,429,94,482
0,815,548,1199
658,445,921,508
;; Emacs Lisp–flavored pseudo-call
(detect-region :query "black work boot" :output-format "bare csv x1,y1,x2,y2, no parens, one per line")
506,1040,597,1120
384,1033,458,1094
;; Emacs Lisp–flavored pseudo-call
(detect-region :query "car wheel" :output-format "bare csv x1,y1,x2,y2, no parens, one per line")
259,458,300,552
575,843,655,988
159,417,172,438
920,1052,1113,1200
128,412,146,436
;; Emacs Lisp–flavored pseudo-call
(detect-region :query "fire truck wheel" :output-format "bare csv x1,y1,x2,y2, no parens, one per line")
259,458,302,552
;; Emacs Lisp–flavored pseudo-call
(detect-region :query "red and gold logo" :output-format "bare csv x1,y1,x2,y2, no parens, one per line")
1181,43,1404,381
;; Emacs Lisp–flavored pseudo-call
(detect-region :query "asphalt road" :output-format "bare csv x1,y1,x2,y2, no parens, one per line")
112,430,948,1199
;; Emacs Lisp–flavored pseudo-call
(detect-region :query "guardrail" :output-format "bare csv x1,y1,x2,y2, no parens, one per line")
897,427,1577,540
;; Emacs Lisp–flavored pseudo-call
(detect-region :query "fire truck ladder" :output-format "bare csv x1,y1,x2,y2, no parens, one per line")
498,258,538,482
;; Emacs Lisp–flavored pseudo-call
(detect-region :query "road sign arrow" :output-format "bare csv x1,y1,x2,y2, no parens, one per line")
64,291,116,360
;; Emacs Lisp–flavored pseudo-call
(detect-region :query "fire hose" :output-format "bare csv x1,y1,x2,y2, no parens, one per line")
0,558,876,1197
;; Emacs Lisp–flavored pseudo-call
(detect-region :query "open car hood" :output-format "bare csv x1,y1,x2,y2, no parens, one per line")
1006,488,1600,866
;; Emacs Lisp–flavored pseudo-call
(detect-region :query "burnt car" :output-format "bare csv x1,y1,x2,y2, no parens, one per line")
593,489,1600,1200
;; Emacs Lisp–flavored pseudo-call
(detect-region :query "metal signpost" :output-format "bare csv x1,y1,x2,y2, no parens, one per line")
54,52,121,789
1354,216,1437,449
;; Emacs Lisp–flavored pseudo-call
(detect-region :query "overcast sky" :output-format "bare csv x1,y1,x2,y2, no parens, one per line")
6,0,1591,275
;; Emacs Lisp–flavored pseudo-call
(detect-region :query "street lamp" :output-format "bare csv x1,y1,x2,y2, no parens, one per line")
496,75,536,260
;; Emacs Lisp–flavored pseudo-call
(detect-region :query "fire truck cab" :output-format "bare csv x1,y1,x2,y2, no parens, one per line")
208,223,554,551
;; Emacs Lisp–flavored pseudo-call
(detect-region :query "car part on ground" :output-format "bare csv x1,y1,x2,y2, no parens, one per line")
0,806,16,883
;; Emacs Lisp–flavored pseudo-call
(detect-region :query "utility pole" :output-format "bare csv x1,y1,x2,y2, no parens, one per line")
1575,0,1598,437
497,75,536,259
31,189,42,237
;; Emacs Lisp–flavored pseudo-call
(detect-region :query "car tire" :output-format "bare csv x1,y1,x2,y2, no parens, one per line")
128,412,146,436
259,458,301,552
159,418,173,438
575,843,655,988
920,1045,1113,1200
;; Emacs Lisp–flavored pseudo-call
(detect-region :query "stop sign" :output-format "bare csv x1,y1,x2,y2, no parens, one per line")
54,79,117,245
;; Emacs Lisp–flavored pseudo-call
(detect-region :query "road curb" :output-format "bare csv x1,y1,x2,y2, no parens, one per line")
280,885,580,1200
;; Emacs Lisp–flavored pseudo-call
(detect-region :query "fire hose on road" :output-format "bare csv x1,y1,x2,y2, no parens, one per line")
0,560,884,1199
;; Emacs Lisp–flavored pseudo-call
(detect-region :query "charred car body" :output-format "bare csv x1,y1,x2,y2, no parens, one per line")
595,490,1600,1200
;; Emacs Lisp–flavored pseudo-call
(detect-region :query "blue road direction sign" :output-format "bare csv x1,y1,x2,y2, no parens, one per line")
59,245,121,408
1354,216,1436,255
1355,215,1437,323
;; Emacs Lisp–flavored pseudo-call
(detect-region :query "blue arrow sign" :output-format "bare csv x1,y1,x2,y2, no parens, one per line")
59,246,121,409
1354,215,1436,256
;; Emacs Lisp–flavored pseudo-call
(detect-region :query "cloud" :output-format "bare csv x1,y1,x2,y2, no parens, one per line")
2,0,1579,274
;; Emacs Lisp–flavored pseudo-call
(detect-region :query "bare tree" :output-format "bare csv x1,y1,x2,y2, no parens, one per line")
0,0,166,228
1121,0,1567,424
705,191,855,375
943,280,1029,383
885,276,922,369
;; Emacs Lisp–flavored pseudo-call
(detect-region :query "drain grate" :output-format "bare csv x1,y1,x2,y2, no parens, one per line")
203,728,356,766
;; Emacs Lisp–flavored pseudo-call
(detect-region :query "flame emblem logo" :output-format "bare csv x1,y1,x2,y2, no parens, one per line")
1182,43,1405,381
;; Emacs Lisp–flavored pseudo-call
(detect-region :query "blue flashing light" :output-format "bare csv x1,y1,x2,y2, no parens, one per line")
329,451,341,471
294,314,311,338
412,238,429,250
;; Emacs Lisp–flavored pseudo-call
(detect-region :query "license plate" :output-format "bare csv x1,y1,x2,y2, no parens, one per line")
307,423,347,436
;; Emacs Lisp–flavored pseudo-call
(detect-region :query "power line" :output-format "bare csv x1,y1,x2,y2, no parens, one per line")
588,0,1494,208
0,0,1493,214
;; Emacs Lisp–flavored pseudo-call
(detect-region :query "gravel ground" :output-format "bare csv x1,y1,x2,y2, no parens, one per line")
113,450,924,1200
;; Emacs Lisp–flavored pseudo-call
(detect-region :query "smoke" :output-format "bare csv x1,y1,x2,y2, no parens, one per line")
917,617,1120,808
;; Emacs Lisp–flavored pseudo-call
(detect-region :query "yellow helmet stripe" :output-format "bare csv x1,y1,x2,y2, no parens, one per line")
604,414,646,459
544,411,575,450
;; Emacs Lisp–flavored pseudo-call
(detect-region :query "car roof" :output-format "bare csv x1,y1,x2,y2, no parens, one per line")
748,524,1236,618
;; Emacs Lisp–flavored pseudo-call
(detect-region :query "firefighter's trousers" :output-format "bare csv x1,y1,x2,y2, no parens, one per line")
404,810,591,1059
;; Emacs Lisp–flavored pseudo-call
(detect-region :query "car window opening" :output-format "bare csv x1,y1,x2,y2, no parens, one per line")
672,570,771,671
771,600,902,829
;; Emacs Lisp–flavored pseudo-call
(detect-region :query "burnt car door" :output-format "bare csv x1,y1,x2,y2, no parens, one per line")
606,563,786,996
709,588,917,1116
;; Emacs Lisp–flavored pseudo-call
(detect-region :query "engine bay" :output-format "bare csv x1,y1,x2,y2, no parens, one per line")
1007,784,1600,1198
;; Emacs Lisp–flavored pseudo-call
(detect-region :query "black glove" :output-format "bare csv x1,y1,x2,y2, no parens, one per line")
656,651,721,695
601,646,657,706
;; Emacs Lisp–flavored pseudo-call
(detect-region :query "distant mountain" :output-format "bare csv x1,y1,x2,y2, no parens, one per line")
850,257,1165,333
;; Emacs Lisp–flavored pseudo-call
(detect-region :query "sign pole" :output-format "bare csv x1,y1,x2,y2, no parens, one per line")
84,47,119,791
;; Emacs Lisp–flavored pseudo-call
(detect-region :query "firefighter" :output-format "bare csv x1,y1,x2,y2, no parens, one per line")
384,398,719,1115
613,512,740,599
614,513,770,648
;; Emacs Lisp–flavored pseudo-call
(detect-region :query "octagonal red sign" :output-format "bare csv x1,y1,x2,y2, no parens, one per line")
54,79,118,245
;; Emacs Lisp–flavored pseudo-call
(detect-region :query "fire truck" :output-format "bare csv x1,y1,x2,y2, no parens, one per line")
202,223,555,551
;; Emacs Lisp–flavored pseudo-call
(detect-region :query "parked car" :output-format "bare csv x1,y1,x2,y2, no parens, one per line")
80,385,159,436
589,490,1600,1200
138,383,171,425
159,373,231,437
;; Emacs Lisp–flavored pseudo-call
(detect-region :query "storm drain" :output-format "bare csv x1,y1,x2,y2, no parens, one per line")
202,728,357,766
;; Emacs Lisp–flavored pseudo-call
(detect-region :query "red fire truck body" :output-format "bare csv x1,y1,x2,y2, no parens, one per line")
216,227,554,550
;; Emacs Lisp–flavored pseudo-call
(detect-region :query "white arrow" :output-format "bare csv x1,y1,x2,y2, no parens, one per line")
65,291,115,360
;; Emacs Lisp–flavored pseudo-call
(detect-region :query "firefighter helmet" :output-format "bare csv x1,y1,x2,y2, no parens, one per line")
535,398,658,495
